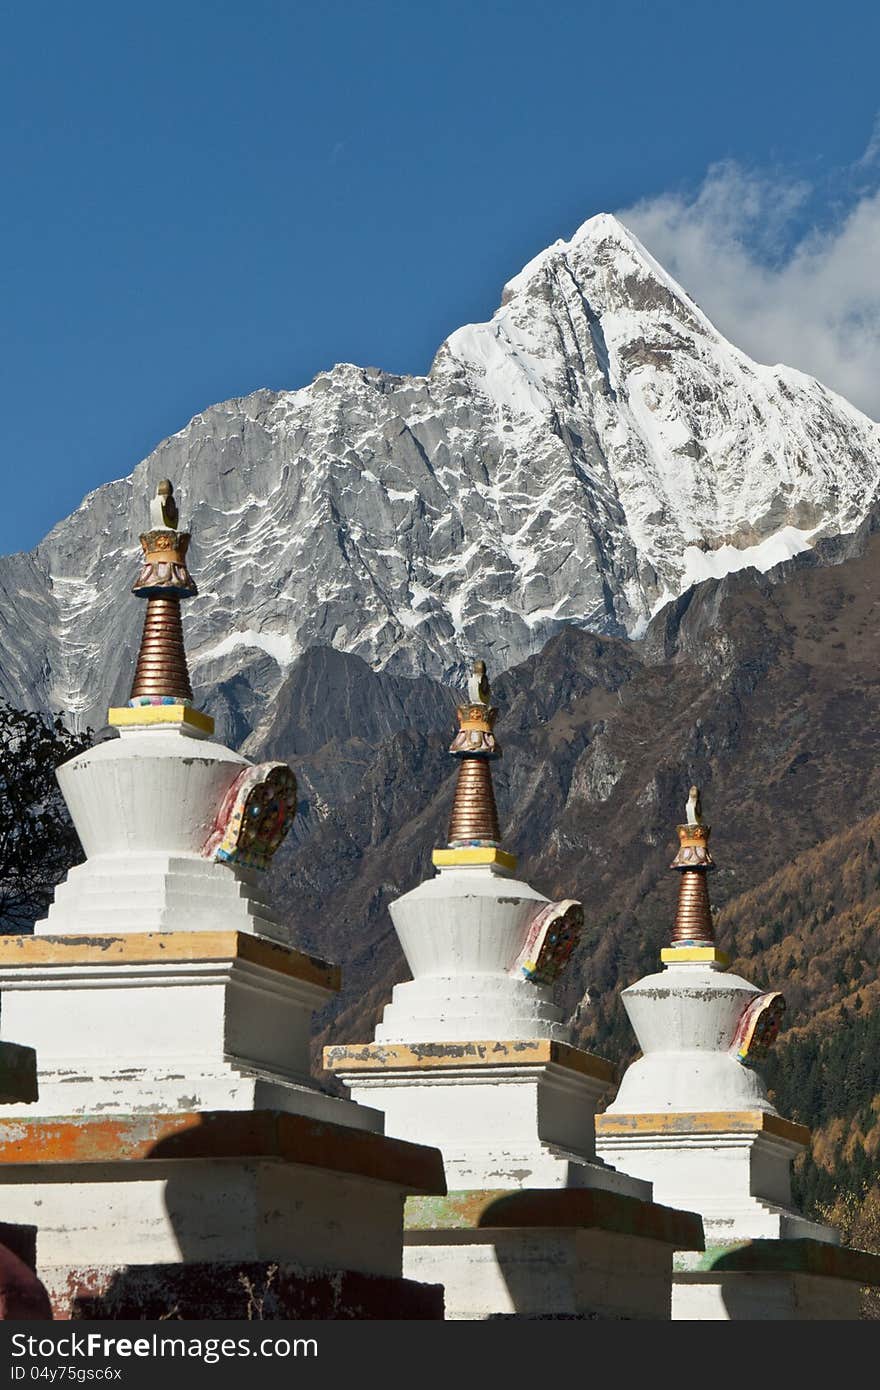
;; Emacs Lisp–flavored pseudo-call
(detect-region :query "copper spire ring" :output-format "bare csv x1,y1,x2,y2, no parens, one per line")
669,788,717,945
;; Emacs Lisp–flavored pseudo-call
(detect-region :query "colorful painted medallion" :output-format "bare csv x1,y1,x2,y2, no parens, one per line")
730,991,786,1064
513,899,583,986
203,762,298,871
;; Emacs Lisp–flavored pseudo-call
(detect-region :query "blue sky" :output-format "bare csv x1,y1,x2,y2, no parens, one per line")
3,0,880,555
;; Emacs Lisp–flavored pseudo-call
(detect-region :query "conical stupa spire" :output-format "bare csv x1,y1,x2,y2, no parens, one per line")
669,784,716,945
446,659,503,848
129,480,198,706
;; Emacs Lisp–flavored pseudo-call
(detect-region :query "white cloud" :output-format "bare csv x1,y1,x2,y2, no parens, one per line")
619,158,880,420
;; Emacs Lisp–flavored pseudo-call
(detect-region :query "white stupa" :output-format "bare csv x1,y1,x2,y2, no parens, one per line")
327,661,703,1319
595,786,880,1319
0,481,445,1319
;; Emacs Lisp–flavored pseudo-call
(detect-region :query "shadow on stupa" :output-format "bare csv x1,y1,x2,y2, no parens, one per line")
469,1183,698,1321
0,1223,53,1320
68,1114,440,1320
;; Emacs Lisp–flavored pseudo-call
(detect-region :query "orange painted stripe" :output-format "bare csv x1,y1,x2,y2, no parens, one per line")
0,1111,445,1196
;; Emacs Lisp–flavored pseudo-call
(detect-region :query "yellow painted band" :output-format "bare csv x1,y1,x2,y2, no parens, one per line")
108,705,215,734
431,847,518,870
324,1039,615,1083
0,930,340,992
595,1110,810,1146
660,946,729,965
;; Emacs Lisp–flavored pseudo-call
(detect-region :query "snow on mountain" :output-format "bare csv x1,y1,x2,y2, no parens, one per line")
1,212,878,740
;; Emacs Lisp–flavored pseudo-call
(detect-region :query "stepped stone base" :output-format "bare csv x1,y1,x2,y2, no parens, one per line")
0,1110,446,1316
0,932,379,1126
596,1110,831,1243
404,1188,703,1320
672,1240,880,1320
326,1039,648,1195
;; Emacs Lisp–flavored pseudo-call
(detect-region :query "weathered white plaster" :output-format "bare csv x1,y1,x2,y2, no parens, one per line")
599,956,834,1244
595,948,855,1317
378,864,568,1042
39,727,288,941
359,858,649,1197
671,1272,862,1320
0,955,380,1127
342,1062,648,1197
4,1163,407,1280
3,714,386,1130
35,728,287,945
376,974,568,1044
608,960,776,1114
56,725,243,860
404,1230,672,1319
596,1132,831,1243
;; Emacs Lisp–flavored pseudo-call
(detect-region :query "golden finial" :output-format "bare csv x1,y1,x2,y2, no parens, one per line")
467,658,491,706
685,785,702,826
152,479,179,530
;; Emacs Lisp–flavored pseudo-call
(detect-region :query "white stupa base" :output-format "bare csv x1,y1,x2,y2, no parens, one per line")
592,1114,880,1319
6,1063,379,1129
41,724,291,940
608,1048,778,1115
595,1120,835,1245
404,1229,674,1320
0,931,380,1131
621,960,764,1048
600,954,836,1249
612,959,780,1113
375,974,569,1044
326,1039,691,1320
0,1109,447,1318
390,864,548,977
400,1187,703,1320
327,1039,649,1198
670,1241,880,1320
12,1162,406,1277
55,724,248,861
381,862,571,1042
38,853,287,941
671,1271,862,1320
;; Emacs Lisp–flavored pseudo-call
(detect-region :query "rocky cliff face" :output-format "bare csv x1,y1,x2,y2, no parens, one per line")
2,213,879,737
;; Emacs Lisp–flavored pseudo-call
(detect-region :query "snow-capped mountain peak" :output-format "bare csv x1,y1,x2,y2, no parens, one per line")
1,213,878,740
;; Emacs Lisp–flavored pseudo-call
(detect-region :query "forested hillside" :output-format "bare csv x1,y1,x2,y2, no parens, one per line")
722,819,880,1224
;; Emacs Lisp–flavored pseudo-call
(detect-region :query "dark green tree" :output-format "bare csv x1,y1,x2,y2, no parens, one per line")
0,704,91,933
